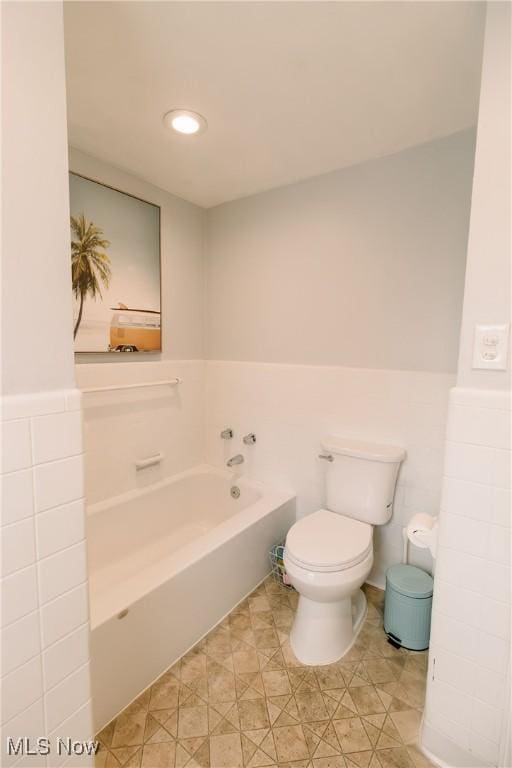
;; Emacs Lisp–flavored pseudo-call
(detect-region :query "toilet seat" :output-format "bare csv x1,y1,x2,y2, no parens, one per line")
285,509,372,573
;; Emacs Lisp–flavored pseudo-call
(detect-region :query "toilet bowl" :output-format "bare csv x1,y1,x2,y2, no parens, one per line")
284,509,373,664
284,436,405,666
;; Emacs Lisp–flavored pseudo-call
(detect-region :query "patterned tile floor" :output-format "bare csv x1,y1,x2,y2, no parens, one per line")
95,579,435,768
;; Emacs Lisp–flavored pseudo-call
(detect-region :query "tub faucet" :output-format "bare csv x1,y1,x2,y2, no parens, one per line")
227,454,244,467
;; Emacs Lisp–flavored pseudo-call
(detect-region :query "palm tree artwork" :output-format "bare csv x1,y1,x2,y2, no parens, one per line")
71,213,112,339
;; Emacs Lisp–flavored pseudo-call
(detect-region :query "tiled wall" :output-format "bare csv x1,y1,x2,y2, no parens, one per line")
204,361,454,587
422,387,511,768
74,358,452,589
74,361,204,505
1,389,93,767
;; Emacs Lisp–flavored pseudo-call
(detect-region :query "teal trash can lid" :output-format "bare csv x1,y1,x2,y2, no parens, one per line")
386,564,433,598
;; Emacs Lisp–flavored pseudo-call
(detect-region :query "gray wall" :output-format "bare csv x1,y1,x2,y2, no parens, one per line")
456,3,511,391
205,130,476,372
2,2,75,395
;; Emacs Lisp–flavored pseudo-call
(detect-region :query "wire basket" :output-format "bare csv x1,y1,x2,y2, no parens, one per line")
269,541,294,591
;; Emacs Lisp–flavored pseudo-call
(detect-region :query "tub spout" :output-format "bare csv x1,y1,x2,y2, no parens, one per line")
227,454,244,467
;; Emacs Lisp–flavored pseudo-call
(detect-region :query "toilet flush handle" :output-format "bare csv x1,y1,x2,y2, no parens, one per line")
318,453,334,462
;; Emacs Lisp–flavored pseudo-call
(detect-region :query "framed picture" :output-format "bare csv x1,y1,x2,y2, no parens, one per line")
69,172,161,353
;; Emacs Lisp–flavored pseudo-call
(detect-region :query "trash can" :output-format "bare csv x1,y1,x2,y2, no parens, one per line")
384,564,433,651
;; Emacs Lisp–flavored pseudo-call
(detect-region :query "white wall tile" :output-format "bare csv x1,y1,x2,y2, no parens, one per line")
36,499,85,560
38,541,87,605
468,732,500,766
471,698,502,743
1,519,35,577
1,470,34,526
76,360,204,506
434,545,487,595
1,420,31,473
447,405,510,449
451,387,511,411
0,699,45,768
1,383,91,752
444,442,493,485
47,701,94,768
482,561,510,603
32,411,83,465
480,595,510,639
1,391,67,421
0,566,38,627
43,624,89,690
2,656,43,723
425,709,471,753
440,477,493,522
45,662,91,733
65,389,83,412
425,386,510,768
441,512,488,558
476,630,510,674
474,666,507,708
1,610,41,676
204,361,453,586
486,524,511,564
492,449,511,489
432,611,479,662
432,579,482,629
40,584,89,649
492,487,511,527
33,456,84,513
433,647,476,696
428,678,473,728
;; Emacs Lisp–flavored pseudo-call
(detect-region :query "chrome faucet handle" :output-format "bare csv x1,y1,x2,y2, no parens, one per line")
227,454,244,467
318,453,334,462
243,433,256,445
220,428,233,440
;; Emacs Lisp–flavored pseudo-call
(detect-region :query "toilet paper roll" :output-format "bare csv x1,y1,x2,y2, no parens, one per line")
406,512,438,551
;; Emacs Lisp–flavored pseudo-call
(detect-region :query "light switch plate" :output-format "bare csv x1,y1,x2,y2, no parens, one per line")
472,323,510,370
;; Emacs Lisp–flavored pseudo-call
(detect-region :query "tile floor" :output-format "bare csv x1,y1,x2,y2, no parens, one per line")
95,579,435,768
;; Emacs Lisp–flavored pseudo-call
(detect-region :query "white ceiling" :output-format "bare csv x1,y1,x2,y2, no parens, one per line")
64,2,485,209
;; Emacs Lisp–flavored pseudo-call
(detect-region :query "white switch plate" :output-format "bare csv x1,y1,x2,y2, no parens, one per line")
472,323,510,370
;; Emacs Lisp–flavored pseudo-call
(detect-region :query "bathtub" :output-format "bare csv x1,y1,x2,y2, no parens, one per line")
86,464,295,730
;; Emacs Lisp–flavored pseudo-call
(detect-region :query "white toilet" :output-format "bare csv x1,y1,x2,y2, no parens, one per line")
284,436,405,665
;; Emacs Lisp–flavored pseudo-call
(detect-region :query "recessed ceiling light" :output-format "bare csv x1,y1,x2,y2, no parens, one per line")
163,109,207,135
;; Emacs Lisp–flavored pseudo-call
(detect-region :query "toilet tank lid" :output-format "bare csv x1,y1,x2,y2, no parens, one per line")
321,435,406,463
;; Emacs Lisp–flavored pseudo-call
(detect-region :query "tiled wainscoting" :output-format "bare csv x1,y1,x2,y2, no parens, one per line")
74,361,204,506
205,361,454,587
73,359,452,591
95,579,433,768
1,389,93,767
422,387,511,768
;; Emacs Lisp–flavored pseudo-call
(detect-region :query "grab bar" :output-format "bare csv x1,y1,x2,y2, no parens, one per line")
82,378,181,394
135,452,164,470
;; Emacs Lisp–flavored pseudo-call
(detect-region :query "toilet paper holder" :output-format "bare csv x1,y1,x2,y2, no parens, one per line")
402,512,438,562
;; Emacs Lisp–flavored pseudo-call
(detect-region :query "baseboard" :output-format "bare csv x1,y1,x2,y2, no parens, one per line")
365,577,385,592
421,720,492,768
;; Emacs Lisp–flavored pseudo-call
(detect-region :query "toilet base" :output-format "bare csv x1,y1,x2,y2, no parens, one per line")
289,588,367,666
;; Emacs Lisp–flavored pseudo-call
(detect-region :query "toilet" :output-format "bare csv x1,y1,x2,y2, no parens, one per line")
284,436,405,665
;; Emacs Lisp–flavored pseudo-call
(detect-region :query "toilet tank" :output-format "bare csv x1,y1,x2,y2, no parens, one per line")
321,436,405,525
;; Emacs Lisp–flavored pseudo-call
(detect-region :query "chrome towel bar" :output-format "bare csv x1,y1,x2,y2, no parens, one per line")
82,378,181,394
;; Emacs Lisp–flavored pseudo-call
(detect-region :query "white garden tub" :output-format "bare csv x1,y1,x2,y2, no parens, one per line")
87,464,295,730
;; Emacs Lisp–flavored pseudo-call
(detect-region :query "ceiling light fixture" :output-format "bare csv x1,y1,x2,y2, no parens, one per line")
163,109,207,135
